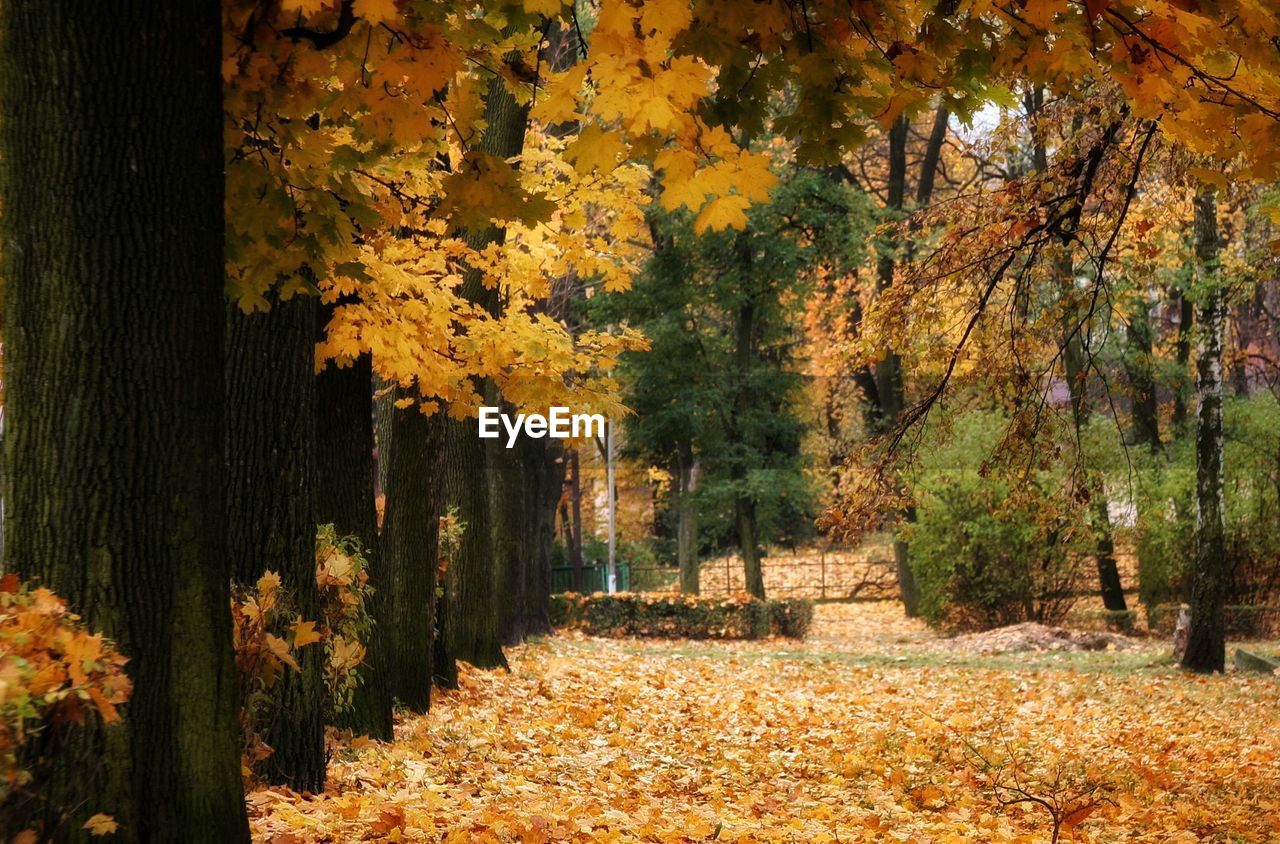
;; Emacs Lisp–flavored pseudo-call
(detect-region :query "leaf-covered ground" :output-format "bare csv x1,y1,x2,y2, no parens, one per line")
250,602,1280,843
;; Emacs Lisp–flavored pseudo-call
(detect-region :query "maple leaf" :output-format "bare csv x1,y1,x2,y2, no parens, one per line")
693,195,751,234
83,814,119,836
293,619,324,648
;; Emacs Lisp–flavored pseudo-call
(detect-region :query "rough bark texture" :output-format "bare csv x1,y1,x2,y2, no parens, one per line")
381,389,445,711
444,73,529,670
566,449,586,593
226,293,326,791
1172,291,1195,433
1183,186,1228,674
315,331,392,739
0,2,250,839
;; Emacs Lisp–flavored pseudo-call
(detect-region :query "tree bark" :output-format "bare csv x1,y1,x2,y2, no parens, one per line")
1183,186,1228,673
1123,292,1162,451
226,293,326,792
873,114,921,617
381,389,445,711
567,449,586,593
443,73,530,670
737,498,766,600
676,444,701,595
0,2,250,839
314,335,393,739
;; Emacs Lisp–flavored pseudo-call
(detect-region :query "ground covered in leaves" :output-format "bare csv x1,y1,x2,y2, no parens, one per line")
250,602,1280,843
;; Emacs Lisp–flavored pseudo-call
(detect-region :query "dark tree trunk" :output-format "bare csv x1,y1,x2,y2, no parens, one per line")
1183,186,1228,673
226,293,326,792
315,338,393,739
567,449,586,592
444,415,507,668
494,410,531,648
1124,293,1162,451
443,73,529,671
737,498,766,600
381,388,446,711
524,437,564,637
873,114,922,617
0,2,250,839
676,443,701,595
1173,291,1195,433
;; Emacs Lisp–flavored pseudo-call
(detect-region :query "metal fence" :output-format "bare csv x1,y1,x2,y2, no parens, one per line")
552,547,899,601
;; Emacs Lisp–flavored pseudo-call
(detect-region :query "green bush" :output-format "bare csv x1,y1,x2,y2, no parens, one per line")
1131,395,1280,610
905,411,1090,633
769,598,815,639
547,592,811,640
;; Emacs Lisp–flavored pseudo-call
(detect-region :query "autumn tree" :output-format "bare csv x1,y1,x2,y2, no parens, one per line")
0,1,249,839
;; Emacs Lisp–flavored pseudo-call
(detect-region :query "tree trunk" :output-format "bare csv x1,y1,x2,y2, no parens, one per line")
444,415,508,668
1123,292,1162,451
1172,290,1195,433
1183,186,1228,673
443,73,530,671
226,293,326,792
873,114,922,617
0,2,250,839
495,409,531,647
677,444,701,595
524,437,564,637
737,498,766,599
314,336,392,739
381,389,446,711
567,449,586,592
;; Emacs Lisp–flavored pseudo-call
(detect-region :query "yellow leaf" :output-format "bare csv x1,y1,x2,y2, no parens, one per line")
293,619,324,648
693,195,751,234
83,814,119,836
257,570,282,597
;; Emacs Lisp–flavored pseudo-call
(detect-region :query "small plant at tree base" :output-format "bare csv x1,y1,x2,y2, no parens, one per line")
0,575,131,837
232,525,376,775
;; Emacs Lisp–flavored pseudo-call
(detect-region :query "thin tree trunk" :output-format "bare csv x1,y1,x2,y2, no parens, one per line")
381,389,446,710
568,449,586,592
314,334,392,739
737,499,766,599
226,293,326,792
1183,186,1228,673
677,444,701,595
873,114,921,617
1173,290,1195,433
1124,292,1162,451
0,2,249,838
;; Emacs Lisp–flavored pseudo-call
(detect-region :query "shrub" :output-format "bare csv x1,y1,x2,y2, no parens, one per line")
549,592,811,640
905,411,1090,633
1,576,131,834
233,525,375,773
1131,396,1280,610
769,598,815,639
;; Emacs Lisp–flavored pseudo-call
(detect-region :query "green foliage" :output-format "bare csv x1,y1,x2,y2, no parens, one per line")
549,592,812,640
1126,394,1280,609
905,410,1089,632
593,169,873,558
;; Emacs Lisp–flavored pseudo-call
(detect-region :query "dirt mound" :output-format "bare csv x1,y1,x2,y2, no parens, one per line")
947,622,1139,654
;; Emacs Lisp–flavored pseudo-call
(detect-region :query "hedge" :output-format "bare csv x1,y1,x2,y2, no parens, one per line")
1147,603,1280,638
549,592,813,640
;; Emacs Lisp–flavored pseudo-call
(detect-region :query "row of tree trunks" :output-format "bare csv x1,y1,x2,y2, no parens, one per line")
0,1,251,838
226,293,327,791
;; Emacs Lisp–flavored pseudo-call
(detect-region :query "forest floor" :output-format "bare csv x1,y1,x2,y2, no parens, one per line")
249,602,1280,843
